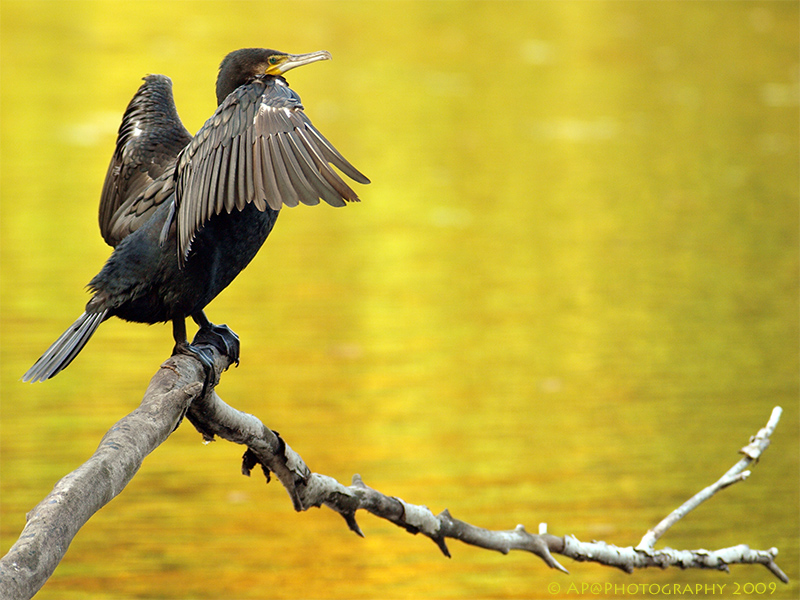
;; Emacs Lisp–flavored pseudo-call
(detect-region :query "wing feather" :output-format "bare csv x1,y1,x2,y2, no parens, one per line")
269,136,301,208
298,129,359,201
236,133,248,211
100,75,192,247
225,139,238,214
242,128,255,208
259,137,283,211
277,135,320,206
250,138,268,212
197,147,214,217
174,76,369,262
301,119,371,185
206,145,223,214
285,132,346,207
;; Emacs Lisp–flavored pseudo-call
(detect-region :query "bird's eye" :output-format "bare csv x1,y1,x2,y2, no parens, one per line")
268,56,280,65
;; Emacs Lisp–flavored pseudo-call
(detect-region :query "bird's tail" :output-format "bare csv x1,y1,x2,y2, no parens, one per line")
23,310,108,382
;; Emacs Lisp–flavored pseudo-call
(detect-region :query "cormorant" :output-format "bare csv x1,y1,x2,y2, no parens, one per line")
23,48,369,383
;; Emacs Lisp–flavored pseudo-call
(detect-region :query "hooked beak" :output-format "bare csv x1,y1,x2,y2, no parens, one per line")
266,50,332,76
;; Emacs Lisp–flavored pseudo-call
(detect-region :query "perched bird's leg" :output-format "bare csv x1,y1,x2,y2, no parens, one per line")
171,317,190,351
171,317,216,396
191,311,240,366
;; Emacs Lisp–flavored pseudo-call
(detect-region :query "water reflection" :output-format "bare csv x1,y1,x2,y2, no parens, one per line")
1,1,798,599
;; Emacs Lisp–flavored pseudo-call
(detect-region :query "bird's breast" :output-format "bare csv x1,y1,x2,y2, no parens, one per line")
183,204,280,307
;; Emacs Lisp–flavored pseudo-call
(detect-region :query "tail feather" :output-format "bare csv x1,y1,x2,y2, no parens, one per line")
23,310,108,382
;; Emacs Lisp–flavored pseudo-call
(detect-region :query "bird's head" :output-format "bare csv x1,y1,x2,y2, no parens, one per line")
216,48,332,105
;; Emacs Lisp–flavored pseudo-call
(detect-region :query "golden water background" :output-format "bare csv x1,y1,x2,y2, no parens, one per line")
1,2,798,598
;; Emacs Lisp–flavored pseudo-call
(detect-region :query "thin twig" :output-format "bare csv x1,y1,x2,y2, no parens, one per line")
637,407,782,552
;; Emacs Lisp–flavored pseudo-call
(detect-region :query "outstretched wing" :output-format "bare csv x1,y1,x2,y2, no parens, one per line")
174,76,370,262
99,74,192,247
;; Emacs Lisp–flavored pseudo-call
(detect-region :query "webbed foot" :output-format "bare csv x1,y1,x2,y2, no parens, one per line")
173,340,217,397
193,323,240,367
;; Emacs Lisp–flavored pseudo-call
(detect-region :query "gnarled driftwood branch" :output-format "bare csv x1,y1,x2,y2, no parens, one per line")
0,342,787,600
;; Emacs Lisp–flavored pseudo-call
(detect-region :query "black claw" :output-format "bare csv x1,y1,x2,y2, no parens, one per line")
193,323,240,367
173,341,216,396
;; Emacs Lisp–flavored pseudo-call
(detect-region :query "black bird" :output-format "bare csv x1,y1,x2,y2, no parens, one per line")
23,48,369,383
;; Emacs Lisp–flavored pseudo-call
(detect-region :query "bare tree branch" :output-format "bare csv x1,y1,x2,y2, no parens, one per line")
0,350,216,600
0,343,788,600
188,386,787,582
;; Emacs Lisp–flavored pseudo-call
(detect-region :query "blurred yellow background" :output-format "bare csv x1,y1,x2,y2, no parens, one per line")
1,1,798,598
